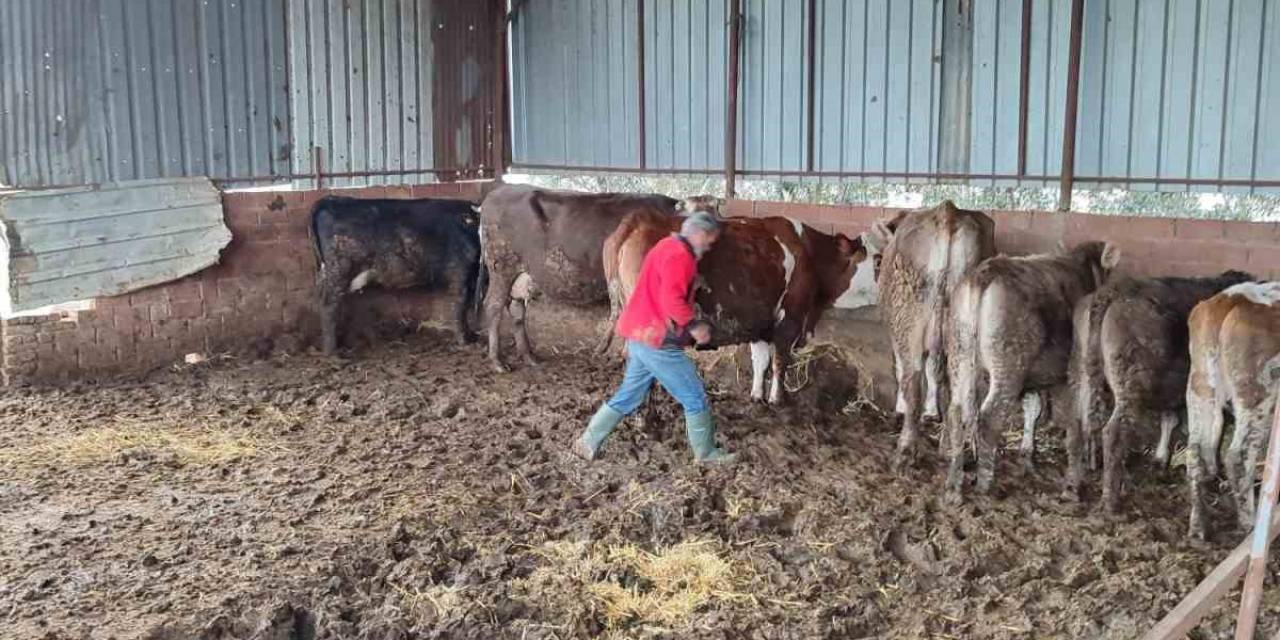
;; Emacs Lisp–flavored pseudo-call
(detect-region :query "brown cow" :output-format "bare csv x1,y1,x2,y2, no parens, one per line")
601,212,877,404
478,184,720,372
1186,282,1280,541
874,201,997,468
1066,272,1253,510
945,241,1120,503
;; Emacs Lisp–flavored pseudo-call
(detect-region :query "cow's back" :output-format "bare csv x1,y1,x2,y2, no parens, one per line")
881,202,995,351
1217,283,1280,407
480,184,680,304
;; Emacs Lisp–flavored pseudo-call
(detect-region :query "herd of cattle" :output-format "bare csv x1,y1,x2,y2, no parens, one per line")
308,184,1280,541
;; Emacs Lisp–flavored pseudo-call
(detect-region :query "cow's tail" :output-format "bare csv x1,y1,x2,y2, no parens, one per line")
596,215,631,355
474,223,490,322
947,278,984,460
1078,290,1115,456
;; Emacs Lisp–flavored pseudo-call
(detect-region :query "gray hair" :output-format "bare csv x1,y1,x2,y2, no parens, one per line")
680,211,721,236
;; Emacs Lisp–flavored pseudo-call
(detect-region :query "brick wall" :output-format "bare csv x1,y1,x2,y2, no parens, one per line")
1,182,490,384
3,189,1277,384
724,199,1280,280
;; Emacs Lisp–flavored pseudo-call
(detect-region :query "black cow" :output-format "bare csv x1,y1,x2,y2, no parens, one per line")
310,196,485,354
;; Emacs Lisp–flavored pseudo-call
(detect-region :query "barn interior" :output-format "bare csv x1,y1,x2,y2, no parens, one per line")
1,1,1279,638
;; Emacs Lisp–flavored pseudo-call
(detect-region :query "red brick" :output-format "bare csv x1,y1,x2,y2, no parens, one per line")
165,279,203,303
722,199,753,218
754,200,790,217
991,210,1034,230
169,299,204,320
224,205,261,235
148,303,172,323
1224,220,1280,245
1247,245,1280,271
1173,219,1227,240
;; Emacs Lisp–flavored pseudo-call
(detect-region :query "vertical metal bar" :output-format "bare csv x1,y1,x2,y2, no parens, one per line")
1017,0,1032,177
313,145,324,190
637,0,646,169
724,0,742,199
805,0,817,173
1235,387,1280,640
1057,0,1086,211
493,0,509,180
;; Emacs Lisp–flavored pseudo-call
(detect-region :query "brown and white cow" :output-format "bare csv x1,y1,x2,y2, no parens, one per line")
945,241,1121,503
1186,282,1280,541
478,184,720,372
1065,272,1253,510
601,212,879,404
874,201,997,468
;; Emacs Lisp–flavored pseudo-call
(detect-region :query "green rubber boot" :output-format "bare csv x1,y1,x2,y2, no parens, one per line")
685,411,737,465
573,404,625,461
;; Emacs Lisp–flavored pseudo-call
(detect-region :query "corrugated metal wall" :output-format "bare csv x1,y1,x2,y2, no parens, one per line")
0,0,291,188
812,0,942,179
509,0,642,168
1073,0,1280,193
510,0,1280,193
287,0,435,187
1,0,499,189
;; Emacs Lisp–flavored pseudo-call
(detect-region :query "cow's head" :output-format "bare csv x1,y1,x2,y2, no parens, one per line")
819,233,879,309
676,195,725,218
463,204,482,227
862,210,906,281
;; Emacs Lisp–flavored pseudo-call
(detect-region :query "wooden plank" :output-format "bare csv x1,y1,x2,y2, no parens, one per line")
1142,508,1280,640
1234,388,1280,640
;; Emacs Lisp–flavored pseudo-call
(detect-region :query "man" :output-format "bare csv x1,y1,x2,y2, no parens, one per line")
572,211,736,464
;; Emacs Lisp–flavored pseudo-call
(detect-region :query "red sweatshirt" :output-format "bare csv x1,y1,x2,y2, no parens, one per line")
616,235,698,348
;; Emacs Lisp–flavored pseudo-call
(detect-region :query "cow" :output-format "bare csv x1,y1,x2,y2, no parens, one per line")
600,212,880,405
1185,281,1280,541
309,196,485,355
478,184,721,372
1066,271,1254,510
944,241,1121,503
874,201,997,469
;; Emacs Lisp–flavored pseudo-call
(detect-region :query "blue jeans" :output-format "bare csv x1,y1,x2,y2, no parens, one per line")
606,341,709,416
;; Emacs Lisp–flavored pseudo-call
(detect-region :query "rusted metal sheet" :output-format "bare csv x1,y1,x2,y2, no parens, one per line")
430,0,500,180
0,177,230,313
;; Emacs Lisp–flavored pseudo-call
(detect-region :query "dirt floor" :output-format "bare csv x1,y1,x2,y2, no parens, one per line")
1,314,1278,639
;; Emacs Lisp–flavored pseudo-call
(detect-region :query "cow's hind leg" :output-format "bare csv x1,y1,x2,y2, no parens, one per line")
1019,391,1044,473
893,353,927,471
454,264,480,345
923,350,943,421
1101,398,1141,514
975,378,1022,496
1155,410,1179,467
508,273,540,367
750,342,771,402
1227,403,1273,531
318,263,351,356
484,270,516,372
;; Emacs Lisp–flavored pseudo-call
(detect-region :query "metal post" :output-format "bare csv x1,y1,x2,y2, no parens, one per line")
1235,387,1280,640
805,0,817,173
1017,0,1033,177
724,0,742,199
637,0,647,170
492,0,510,181
312,146,324,191
1057,0,1085,211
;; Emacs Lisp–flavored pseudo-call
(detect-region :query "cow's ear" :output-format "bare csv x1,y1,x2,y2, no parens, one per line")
674,200,687,214
1101,243,1122,270
865,220,893,252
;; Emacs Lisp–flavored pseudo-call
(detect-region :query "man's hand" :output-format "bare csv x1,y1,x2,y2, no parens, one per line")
689,321,712,346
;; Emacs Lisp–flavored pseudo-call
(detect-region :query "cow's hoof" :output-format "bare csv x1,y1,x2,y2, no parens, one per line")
491,361,511,374
943,490,964,507
1019,457,1036,476
459,332,479,345
1060,487,1082,504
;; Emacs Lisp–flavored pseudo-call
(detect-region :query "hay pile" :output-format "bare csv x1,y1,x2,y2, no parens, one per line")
514,538,747,633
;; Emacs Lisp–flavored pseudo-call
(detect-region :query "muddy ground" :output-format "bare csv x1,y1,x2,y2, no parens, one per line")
1,314,1277,639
